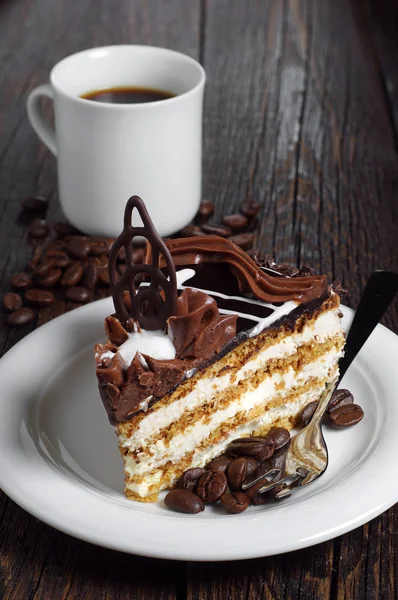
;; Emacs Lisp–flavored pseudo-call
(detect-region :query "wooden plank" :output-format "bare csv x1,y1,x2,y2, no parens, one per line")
355,0,398,137
0,0,199,598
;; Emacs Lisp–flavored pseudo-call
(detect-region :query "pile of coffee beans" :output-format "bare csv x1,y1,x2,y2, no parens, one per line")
298,388,364,428
180,198,261,250
2,196,149,327
164,388,364,515
164,426,292,514
3,219,121,327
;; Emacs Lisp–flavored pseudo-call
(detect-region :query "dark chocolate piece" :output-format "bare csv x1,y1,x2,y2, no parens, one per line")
150,236,328,303
108,196,177,330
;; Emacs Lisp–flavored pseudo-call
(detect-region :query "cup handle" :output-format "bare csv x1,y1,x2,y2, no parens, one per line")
27,84,57,156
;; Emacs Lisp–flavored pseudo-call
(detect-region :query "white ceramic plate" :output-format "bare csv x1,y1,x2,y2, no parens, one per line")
0,299,397,561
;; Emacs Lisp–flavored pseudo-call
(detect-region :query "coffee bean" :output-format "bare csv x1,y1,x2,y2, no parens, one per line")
195,470,227,503
89,242,108,256
240,200,261,218
118,263,126,276
176,468,207,492
45,250,71,269
227,437,274,461
226,457,248,491
11,272,33,290
21,195,48,212
95,255,108,268
267,427,290,450
64,286,90,304
228,233,254,249
247,480,269,505
245,457,258,477
61,262,84,286
88,238,112,256
28,219,49,238
328,404,364,428
32,258,54,280
300,401,319,428
222,214,249,231
198,200,214,218
82,259,98,290
38,269,62,288
53,221,79,236
25,288,55,307
3,292,23,312
180,224,204,237
206,455,232,472
98,267,110,286
27,244,45,271
45,249,66,259
7,307,35,327
164,489,204,514
327,389,354,414
47,239,66,251
66,238,90,260
202,223,232,237
220,492,250,514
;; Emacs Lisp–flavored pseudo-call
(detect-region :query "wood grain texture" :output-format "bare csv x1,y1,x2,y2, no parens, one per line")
356,0,398,137
0,0,397,599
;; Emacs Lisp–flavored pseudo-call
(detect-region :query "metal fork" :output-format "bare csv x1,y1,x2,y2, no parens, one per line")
243,270,398,499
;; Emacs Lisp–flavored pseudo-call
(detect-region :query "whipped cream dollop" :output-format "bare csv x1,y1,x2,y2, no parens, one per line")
117,329,176,365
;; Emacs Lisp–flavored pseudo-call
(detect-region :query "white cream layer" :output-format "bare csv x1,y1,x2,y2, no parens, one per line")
124,375,338,497
118,308,343,449
120,348,342,477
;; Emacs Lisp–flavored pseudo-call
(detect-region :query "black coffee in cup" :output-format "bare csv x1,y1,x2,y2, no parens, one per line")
81,86,175,104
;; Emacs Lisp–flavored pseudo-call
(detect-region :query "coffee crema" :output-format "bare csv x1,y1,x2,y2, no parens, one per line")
80,86,175,104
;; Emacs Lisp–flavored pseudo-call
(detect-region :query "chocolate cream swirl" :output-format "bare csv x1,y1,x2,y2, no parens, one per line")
168,287,237,360
148,236,328,303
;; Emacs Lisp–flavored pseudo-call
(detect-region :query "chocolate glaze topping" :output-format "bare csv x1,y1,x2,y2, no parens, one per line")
149,236,328,303
108,196,177,330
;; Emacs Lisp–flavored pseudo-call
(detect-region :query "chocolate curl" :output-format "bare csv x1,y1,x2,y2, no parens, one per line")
108,196,177,330
148,236,328,303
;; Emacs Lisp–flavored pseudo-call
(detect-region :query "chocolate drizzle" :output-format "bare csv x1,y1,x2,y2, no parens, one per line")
149,236,328,303
108,196,177,330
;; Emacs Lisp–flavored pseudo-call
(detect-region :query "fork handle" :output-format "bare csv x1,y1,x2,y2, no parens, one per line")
339,271,398,380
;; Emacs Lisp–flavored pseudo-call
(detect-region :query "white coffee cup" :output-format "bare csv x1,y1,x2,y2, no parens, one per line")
27,45,206,237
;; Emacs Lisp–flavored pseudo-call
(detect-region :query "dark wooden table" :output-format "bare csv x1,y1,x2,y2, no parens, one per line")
0,1,397,598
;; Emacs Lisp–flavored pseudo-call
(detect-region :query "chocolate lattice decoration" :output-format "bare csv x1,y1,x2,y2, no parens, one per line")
108,196,177,330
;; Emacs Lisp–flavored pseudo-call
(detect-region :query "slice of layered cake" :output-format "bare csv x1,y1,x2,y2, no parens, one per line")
95,196,345,502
